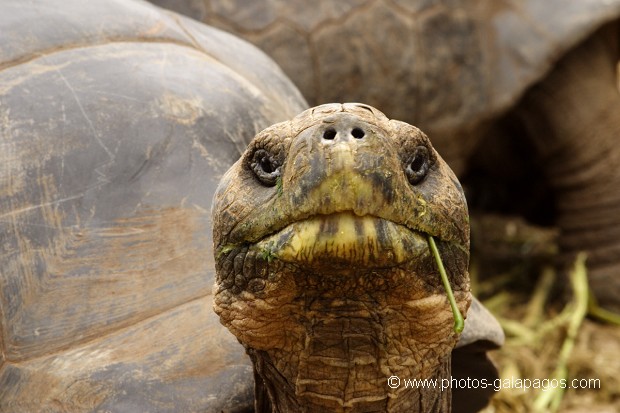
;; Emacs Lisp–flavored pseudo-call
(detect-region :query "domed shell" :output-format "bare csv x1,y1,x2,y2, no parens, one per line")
151,0,620,158
0,0,306,411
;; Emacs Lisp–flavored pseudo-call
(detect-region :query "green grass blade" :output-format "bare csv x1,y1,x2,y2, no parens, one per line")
427,235,465,334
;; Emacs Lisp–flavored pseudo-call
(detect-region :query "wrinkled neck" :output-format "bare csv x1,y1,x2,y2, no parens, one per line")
249,315,453,413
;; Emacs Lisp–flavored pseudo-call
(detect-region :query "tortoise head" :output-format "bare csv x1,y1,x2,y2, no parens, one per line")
212,103,471,412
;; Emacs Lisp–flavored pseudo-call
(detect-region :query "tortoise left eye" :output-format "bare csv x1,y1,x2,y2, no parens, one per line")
250,149,281,186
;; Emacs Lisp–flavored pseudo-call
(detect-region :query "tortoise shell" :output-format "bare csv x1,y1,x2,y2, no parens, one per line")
149,0,620,162
0,0,305,411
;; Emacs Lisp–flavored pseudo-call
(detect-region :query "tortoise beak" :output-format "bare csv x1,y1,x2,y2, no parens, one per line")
253,212,428,268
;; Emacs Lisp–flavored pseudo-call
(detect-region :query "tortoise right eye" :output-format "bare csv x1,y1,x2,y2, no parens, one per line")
250,149,281,186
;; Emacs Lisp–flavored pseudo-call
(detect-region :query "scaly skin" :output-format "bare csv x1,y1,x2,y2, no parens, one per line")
514,26,620,311
212,103,471,412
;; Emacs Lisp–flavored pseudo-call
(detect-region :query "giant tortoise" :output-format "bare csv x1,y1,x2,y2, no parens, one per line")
0,1,503,412
212,102,504,412
151,0,620,311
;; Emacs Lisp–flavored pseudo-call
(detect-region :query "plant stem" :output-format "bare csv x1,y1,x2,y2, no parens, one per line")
428,235,465,334
533,253,588,412
588,291,620,326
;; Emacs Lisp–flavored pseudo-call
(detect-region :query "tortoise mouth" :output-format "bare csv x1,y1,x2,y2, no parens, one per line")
251,211,429,268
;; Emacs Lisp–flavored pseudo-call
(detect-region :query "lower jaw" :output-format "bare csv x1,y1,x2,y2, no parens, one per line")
253,212,427,268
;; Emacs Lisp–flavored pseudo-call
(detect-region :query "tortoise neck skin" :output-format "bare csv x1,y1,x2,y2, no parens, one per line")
212,103,470,412
250,340,452,412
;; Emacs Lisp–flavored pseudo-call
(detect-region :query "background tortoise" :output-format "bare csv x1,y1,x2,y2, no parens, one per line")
0,0,305,411
150,0,620,311
0,1,502,412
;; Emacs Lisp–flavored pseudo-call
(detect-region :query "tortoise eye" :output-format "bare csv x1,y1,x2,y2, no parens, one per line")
250,149,281,186
405,146,430,185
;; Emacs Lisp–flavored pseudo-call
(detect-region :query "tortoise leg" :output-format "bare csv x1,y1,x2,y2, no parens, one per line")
516,24,620,311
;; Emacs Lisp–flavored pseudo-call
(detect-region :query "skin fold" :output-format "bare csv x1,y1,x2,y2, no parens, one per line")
513,26,620,309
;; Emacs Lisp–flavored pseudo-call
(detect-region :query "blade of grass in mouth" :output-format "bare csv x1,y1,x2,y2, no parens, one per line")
427,235,465,334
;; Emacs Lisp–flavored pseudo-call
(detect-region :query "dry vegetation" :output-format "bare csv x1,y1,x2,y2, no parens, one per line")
470,215,620,413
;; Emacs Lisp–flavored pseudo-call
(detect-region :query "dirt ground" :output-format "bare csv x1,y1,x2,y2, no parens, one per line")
470,214,620,413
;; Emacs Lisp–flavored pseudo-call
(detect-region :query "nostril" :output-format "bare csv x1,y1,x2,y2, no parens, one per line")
351,127,365,139
323,128,337,140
